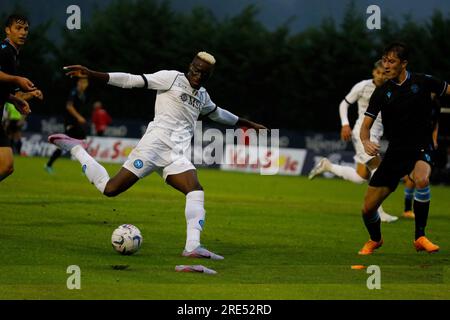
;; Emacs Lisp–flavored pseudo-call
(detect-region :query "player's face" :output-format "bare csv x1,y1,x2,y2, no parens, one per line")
372,67,386,87
5,21,29,47
382,52,407,81
187,57,214,89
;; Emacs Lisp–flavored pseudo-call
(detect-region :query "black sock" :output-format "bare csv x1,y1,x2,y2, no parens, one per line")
404,198,413,212
363,213,382,242
47,149,62,167
414,200,430,240
404,187,414,212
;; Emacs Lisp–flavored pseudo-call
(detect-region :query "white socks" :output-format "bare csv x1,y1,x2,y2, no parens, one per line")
329,164,366,184
71,145,110,194
185,190,206,252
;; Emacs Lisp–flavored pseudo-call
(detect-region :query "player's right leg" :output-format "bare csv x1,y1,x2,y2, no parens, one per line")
0,146,14,182
164,163,224,260
308,157,367,183
48,134,139,196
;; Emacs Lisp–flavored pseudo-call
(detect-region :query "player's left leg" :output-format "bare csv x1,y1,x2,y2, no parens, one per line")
410,160,439,253
403,175,416,219
165,168,223,260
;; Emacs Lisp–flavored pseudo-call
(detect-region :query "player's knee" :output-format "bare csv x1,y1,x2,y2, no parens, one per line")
0,163,14,177
414,177,429,189
362,202,377,216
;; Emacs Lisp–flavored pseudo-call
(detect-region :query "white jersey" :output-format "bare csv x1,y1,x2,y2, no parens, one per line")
142,70,217,144
345,79,383,136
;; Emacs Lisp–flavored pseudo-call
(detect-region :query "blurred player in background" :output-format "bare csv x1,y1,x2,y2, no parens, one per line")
49,52,267,260
358,42,450,255
45,77,89,173
308,60,398,222
0,14,42,182
91,101,112,136
402,94,441,219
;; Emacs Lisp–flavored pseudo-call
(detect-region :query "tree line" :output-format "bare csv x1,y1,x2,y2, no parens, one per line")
4,0,450,131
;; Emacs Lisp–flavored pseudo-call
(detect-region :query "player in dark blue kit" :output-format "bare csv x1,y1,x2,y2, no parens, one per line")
0,14,42,182
358,42,450,255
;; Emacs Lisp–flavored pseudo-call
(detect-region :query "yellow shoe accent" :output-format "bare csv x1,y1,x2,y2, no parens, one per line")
358,239,383,255
403,211,415,219
414,236,439,253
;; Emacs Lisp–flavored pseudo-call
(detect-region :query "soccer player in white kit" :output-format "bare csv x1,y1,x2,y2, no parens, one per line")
308,60,398,222
48,52,267,260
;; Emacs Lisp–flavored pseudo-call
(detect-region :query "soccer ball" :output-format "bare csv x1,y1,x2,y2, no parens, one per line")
111,224,143,255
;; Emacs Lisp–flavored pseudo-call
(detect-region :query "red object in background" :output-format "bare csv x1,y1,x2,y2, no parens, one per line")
92,107,112,134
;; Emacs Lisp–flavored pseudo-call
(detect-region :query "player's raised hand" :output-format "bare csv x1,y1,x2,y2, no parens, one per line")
15,76,35,92
64,65,91,78
362,140,380,156
340,125,352,141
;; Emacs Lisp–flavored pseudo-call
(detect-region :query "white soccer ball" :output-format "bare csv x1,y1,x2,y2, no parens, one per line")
111,224,143,255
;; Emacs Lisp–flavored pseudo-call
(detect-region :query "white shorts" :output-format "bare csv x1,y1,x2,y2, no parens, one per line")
351,123,382,165
123,129,195,181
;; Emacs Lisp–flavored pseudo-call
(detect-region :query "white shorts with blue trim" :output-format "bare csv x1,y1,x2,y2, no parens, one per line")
123,129,195,181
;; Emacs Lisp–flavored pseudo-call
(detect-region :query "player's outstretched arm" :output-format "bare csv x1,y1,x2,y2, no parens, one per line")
236,118,268,132
64,65,147,89
360,116,379,156
207,107,267,131
64,65,109,83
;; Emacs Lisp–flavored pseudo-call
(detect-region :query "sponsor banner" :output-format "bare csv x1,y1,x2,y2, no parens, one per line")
221,144,307,176
84,136,138,163
20,133,139,163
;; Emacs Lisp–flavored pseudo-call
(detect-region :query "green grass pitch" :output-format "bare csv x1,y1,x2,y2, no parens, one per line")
0,157,449,299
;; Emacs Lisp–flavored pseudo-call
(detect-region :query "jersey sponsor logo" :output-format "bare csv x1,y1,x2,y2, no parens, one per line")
180,93,202,110
133,159,144,169
411,84,420,94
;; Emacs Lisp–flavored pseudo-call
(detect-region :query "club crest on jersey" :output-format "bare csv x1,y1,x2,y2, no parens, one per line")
1,44,6,49
387,92,392,98
133,159,144,169
411,84,419,94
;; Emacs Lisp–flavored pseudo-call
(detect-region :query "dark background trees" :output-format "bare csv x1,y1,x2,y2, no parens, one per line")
7,0,450,131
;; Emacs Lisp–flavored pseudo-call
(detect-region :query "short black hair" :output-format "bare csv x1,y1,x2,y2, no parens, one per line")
5,14,29,28
383,42,409,61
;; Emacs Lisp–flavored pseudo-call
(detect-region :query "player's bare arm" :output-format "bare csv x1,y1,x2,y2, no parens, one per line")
236,118,268,132
360,115,379,156
0,71,35,91
15,89,44,101
64,65,109,83
66,101,86,125
7,94,31,115
340,124,352,141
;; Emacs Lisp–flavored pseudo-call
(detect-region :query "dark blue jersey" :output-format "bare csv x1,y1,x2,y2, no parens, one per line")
365,72,447,148
0,39,19,111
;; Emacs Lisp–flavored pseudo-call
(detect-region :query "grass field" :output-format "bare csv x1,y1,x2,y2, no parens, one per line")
0,156,449,300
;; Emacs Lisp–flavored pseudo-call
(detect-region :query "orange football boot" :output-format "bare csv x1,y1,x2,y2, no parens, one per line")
358,239,383,255
414,236,439,253
403,211,415,219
